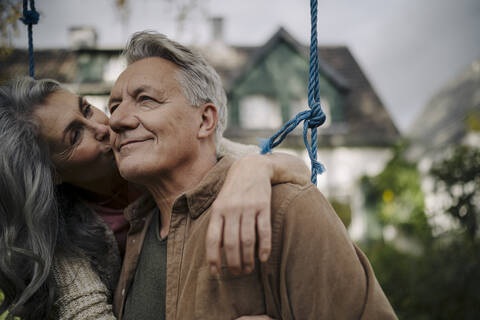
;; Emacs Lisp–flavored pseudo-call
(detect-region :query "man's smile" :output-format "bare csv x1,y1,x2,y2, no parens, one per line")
118,138,153,152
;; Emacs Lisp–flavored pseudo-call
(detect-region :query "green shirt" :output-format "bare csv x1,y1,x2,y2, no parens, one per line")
123,210,167,320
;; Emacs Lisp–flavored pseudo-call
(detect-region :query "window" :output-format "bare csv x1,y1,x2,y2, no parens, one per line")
239,95,282,129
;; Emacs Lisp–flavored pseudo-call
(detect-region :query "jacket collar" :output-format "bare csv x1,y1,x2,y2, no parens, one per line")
123,156,235,221
172,156,234,219
123,192,156,223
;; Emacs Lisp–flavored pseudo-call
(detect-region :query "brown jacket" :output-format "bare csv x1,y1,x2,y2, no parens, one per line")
114,156,397,319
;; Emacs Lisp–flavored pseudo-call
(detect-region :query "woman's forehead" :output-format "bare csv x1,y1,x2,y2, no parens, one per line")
33,90,81,141
45,89,80,107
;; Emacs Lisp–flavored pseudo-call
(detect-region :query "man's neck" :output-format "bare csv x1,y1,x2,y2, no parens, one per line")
146,152,217,239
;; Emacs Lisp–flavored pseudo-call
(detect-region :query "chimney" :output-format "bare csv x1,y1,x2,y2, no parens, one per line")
210,16,224,43
69,26,98,49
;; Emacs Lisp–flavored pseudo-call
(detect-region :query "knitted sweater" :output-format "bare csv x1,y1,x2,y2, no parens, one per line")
51,213,121,319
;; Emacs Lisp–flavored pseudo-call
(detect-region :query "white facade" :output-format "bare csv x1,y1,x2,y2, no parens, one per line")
276,146,393,240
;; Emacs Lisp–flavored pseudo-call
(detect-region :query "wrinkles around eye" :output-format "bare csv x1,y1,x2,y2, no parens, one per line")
70,129,81,146
140,98,167,110
138,95,153,102
55,143,76,163
67,123,84,146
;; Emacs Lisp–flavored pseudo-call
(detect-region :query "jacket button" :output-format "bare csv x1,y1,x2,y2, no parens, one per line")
132,239,136,243
122,288,125,296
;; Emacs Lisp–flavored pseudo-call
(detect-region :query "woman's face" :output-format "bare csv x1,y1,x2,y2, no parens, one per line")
33,90,118,190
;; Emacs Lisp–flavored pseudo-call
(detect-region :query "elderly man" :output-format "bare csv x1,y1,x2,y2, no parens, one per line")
110,31,397,320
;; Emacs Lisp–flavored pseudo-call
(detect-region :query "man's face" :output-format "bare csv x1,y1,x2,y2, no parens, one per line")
108,57,203,184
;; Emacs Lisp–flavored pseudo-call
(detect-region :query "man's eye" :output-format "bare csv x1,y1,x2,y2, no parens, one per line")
139,96,154,102
110,105,118,114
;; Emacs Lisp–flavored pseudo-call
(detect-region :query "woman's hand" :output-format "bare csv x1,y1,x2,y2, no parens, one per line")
206,152,310,275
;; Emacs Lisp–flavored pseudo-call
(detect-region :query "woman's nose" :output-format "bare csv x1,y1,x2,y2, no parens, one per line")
92,121,110,141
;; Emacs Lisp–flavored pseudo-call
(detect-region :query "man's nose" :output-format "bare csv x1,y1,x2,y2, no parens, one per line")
109,102,138,134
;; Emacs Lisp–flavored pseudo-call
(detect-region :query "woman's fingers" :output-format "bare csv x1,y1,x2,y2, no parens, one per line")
223,214,242,275
256,207,272,262
206,212,223,274
206,154,274,275
240,212,256,273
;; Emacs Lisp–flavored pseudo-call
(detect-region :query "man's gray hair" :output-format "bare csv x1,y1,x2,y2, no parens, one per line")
122,30,228,152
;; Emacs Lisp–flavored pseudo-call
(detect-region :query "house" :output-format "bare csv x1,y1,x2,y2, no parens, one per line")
408,57,480,162
406,57,480,233
0,26,400,239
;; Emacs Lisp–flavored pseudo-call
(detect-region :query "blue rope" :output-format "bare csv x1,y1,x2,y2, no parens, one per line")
20,0,39,78
260,0,326,185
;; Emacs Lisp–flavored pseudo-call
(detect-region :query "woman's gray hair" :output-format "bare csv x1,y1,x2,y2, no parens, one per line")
1,77,62,115
0,77,118,318
0,77,61,318
122,30,228,153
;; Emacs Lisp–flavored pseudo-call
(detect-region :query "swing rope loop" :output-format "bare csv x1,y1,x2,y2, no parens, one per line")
20,0,39,78
260,0,326,185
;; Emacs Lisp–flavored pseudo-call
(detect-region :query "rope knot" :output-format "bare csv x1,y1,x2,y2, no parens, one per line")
311,159,325,173
306,101,326,128
258,0,325,185
21,10,39,25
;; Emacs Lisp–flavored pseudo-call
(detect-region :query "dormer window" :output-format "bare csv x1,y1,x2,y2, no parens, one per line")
239,95,282,129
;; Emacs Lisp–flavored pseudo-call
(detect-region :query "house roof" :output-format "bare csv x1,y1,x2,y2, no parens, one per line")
0,28,400,148
407,57,480,160
216,28,399,147
226,27,350,93
315,43,400,147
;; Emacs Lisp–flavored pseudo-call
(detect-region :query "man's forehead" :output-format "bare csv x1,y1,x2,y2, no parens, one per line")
123,57,178,78
111,74,162,97
111,58,180,95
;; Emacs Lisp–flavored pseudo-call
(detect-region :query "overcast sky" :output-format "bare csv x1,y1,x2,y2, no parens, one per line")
10,0,480,132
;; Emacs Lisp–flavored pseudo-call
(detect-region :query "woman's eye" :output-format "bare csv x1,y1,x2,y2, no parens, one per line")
70,128,82,146
83,104,93,117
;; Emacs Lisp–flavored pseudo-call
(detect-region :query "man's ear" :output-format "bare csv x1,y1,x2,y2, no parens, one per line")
198,103,218,139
